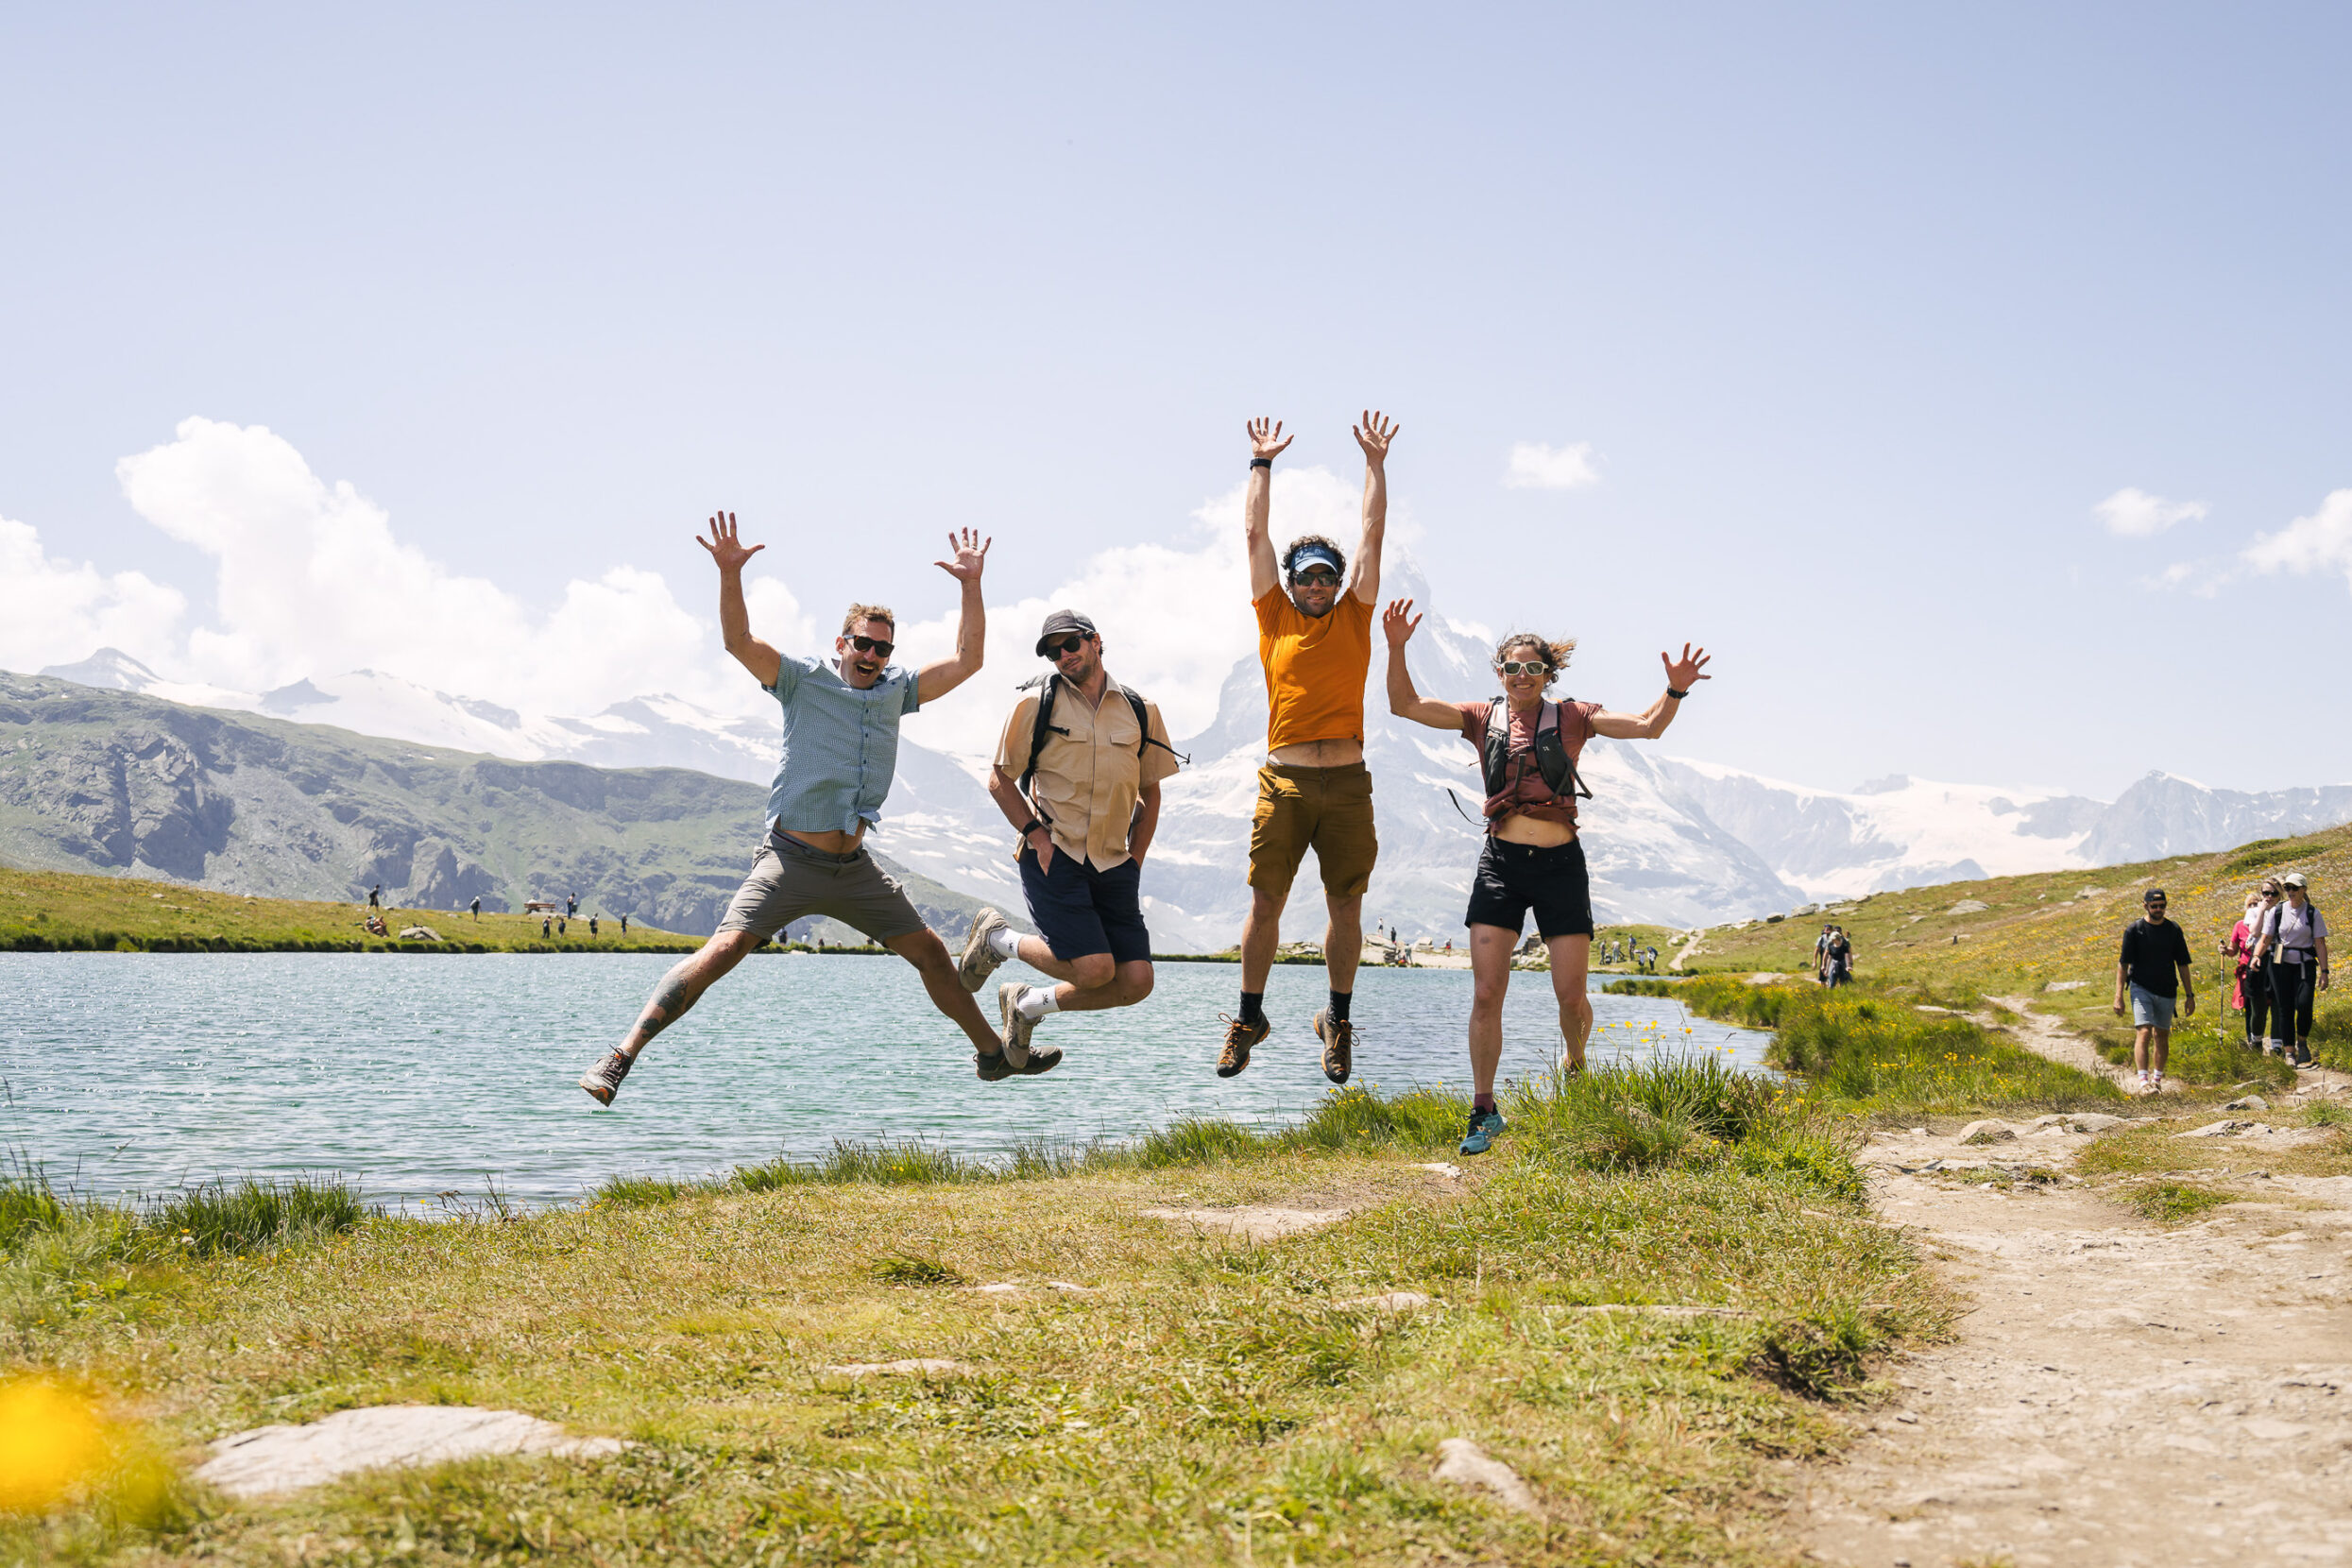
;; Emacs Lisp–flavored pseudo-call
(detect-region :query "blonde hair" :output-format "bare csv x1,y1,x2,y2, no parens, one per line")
1493,633,1577,683
840,603,896,636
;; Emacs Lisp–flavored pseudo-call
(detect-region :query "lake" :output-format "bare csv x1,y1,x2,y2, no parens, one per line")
0,953,1773,1210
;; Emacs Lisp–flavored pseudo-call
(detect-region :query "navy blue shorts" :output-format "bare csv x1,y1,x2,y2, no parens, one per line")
1019,848,1152,964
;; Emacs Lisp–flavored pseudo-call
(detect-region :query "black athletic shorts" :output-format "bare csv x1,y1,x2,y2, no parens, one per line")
1018,846,1152,965
1464,835,1594,941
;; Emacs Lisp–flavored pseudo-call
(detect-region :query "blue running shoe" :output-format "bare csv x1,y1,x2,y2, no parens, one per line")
1458,1108,1505,1156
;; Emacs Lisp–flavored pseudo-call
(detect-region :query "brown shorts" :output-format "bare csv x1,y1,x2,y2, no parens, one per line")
715,831,928,943
1247,762,1377,900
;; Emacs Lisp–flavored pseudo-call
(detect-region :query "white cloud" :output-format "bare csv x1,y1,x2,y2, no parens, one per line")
0,514,187,674
2093,486,2207,537
110,417,760,717
892,467,1365,759
2241,487,2352,593
1503,441,1600,491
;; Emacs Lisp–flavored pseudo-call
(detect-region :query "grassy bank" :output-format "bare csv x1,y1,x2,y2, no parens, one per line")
1674,820,2352,1082
2,1067,1941,1565
1610,975,2130,1116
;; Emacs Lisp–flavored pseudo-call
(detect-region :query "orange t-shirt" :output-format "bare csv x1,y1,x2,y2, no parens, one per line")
1254,586,1373,750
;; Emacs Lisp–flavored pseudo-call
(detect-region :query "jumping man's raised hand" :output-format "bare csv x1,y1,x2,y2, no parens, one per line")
1353,410,1400,465
697,511,764,571
933,528,991,584
1248,417,1294,462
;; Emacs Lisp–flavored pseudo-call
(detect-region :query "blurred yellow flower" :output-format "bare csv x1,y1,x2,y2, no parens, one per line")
0,1379,110,1513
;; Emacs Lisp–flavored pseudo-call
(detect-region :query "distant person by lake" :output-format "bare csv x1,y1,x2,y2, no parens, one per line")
469,895,481,920
589,915,600,938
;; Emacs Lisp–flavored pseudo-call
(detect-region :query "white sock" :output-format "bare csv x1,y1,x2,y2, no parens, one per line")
986,924,1021,962
1017,985,1059,1020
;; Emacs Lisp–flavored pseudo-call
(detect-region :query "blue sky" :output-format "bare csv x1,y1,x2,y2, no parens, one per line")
3,4,2347,796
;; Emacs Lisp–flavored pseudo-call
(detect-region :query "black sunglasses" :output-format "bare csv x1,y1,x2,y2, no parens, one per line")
844,634,895,659
1042,635,1090,658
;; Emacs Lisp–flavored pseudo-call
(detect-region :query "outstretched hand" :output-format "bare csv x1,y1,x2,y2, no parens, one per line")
1354,410,1400,464
1662,643,1713,692
1383,597,1423,647
697,511,764,571
1248,417,1294,462
934,527,991,584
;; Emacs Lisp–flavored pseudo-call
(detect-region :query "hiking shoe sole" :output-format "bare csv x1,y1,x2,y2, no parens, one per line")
1312,1009,1353,1084
997,980,1038,1069
1217,1014,1270,1078
959,909,1012,993
579,1050,632,1106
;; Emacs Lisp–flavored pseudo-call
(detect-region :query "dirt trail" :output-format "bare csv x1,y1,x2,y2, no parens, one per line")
1790,1003,2352,1567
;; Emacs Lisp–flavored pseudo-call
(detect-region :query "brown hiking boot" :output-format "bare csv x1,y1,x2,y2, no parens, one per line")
1216,1014,1270,1078
1311,1010,1354,1084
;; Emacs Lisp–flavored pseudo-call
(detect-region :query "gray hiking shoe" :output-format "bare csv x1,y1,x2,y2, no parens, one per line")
959,909,1012,993
578,1050,632,1106
997,980,1037,1070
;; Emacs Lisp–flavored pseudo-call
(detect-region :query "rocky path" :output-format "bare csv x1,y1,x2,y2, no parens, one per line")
1790,1005,2352,1567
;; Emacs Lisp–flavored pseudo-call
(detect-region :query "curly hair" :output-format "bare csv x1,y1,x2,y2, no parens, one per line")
840,603,896,636
1282,535,1347,579
1493,632,1577,685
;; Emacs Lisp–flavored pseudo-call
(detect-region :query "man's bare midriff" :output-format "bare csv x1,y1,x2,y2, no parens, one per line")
1492,813,1577,848
1267,738,1365,768
780,826,867,855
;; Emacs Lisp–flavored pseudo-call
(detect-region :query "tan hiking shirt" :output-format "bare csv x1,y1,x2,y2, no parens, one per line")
995,673,1181,870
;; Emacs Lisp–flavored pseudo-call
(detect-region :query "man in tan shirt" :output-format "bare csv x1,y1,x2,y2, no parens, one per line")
961,609,1183,1064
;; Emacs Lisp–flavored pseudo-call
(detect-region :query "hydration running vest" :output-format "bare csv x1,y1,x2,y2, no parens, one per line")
1478,697,1593,819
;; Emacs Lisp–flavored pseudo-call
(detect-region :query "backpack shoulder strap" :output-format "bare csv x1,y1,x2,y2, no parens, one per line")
1016,675,1065,805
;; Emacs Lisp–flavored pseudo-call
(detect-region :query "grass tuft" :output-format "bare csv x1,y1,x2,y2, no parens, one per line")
144,1176,369,1258
2120,1180,2235,1223
869,1252,967,1287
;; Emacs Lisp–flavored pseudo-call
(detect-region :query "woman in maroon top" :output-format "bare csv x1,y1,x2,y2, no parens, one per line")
1385,599,1711,1156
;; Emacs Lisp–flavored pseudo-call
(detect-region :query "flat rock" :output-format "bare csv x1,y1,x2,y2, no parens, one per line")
196,1406,623,1498
1138,1205,1348,1242
969,1283,1024,1295
1409,1162,1465,1179
2064,1112,2129,1133
1958,1119,2018,1145
397,926,444,942
1947,899,1990,914
827,1359,970,1377
1433,1437,1539,1513
2178,1120,2260,1138
1046,1280,1096,1295
1339,1290,1433,1313
2224,1095,2272,1112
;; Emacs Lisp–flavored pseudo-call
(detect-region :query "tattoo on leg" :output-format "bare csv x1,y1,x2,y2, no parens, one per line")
634,971,696,1041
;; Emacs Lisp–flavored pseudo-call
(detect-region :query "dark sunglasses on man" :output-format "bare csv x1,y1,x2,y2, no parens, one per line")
1291,567,1341,587
844,634,894,659
1042,635,1091,659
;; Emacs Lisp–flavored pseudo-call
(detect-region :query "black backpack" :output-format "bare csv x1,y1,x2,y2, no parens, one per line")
1477,698,1593,811
1013,673,1186,824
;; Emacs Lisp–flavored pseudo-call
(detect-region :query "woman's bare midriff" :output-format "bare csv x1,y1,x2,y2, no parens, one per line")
780,827,867,855
1491,814,1577,848
1267,738,1365,768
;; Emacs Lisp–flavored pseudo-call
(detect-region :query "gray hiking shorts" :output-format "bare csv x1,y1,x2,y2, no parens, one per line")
715,830,928,944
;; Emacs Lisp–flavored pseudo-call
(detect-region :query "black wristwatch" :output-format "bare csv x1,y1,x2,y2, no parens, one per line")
1666,687,1690,699
1249,457,1272,469
1018,818,1044,840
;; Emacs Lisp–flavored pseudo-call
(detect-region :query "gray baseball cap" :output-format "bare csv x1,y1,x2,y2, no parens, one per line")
1034,609,1098,656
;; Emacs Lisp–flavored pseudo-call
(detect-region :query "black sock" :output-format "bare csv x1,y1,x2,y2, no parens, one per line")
1327,989,1352,1024
1239,991,1265,1026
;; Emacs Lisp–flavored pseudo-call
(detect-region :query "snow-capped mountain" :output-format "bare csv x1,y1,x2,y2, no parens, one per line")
35,587,2352,944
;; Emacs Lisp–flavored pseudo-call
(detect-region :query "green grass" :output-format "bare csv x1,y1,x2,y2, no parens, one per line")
0,1069,1945,1566
1607,976,2125,1116
2119,1180,2236,1223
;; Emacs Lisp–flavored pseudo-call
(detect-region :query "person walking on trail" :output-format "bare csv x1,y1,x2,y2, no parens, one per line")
1384,598,1713,1156
2224,888,2274,1050
368,884,382,909
469,895,481,920
2113,887,2194,1093
958,609,1184,1068
577,515,1024,1107
1825,927,1853,987
2251,873,2330,1067
1814,922,1834,984
1219,411,1398,1085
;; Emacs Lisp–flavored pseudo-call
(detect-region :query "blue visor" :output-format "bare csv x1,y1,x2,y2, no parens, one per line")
1288,544,1343,577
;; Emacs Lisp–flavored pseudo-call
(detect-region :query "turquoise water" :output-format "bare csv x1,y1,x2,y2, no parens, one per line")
0,953,1771,1210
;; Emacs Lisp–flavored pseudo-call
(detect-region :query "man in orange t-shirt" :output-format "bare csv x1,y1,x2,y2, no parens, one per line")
1216,410,1397,1085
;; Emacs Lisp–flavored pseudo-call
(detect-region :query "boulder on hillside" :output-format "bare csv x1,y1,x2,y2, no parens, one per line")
1957,1119,2018,1145
398,926,445,943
